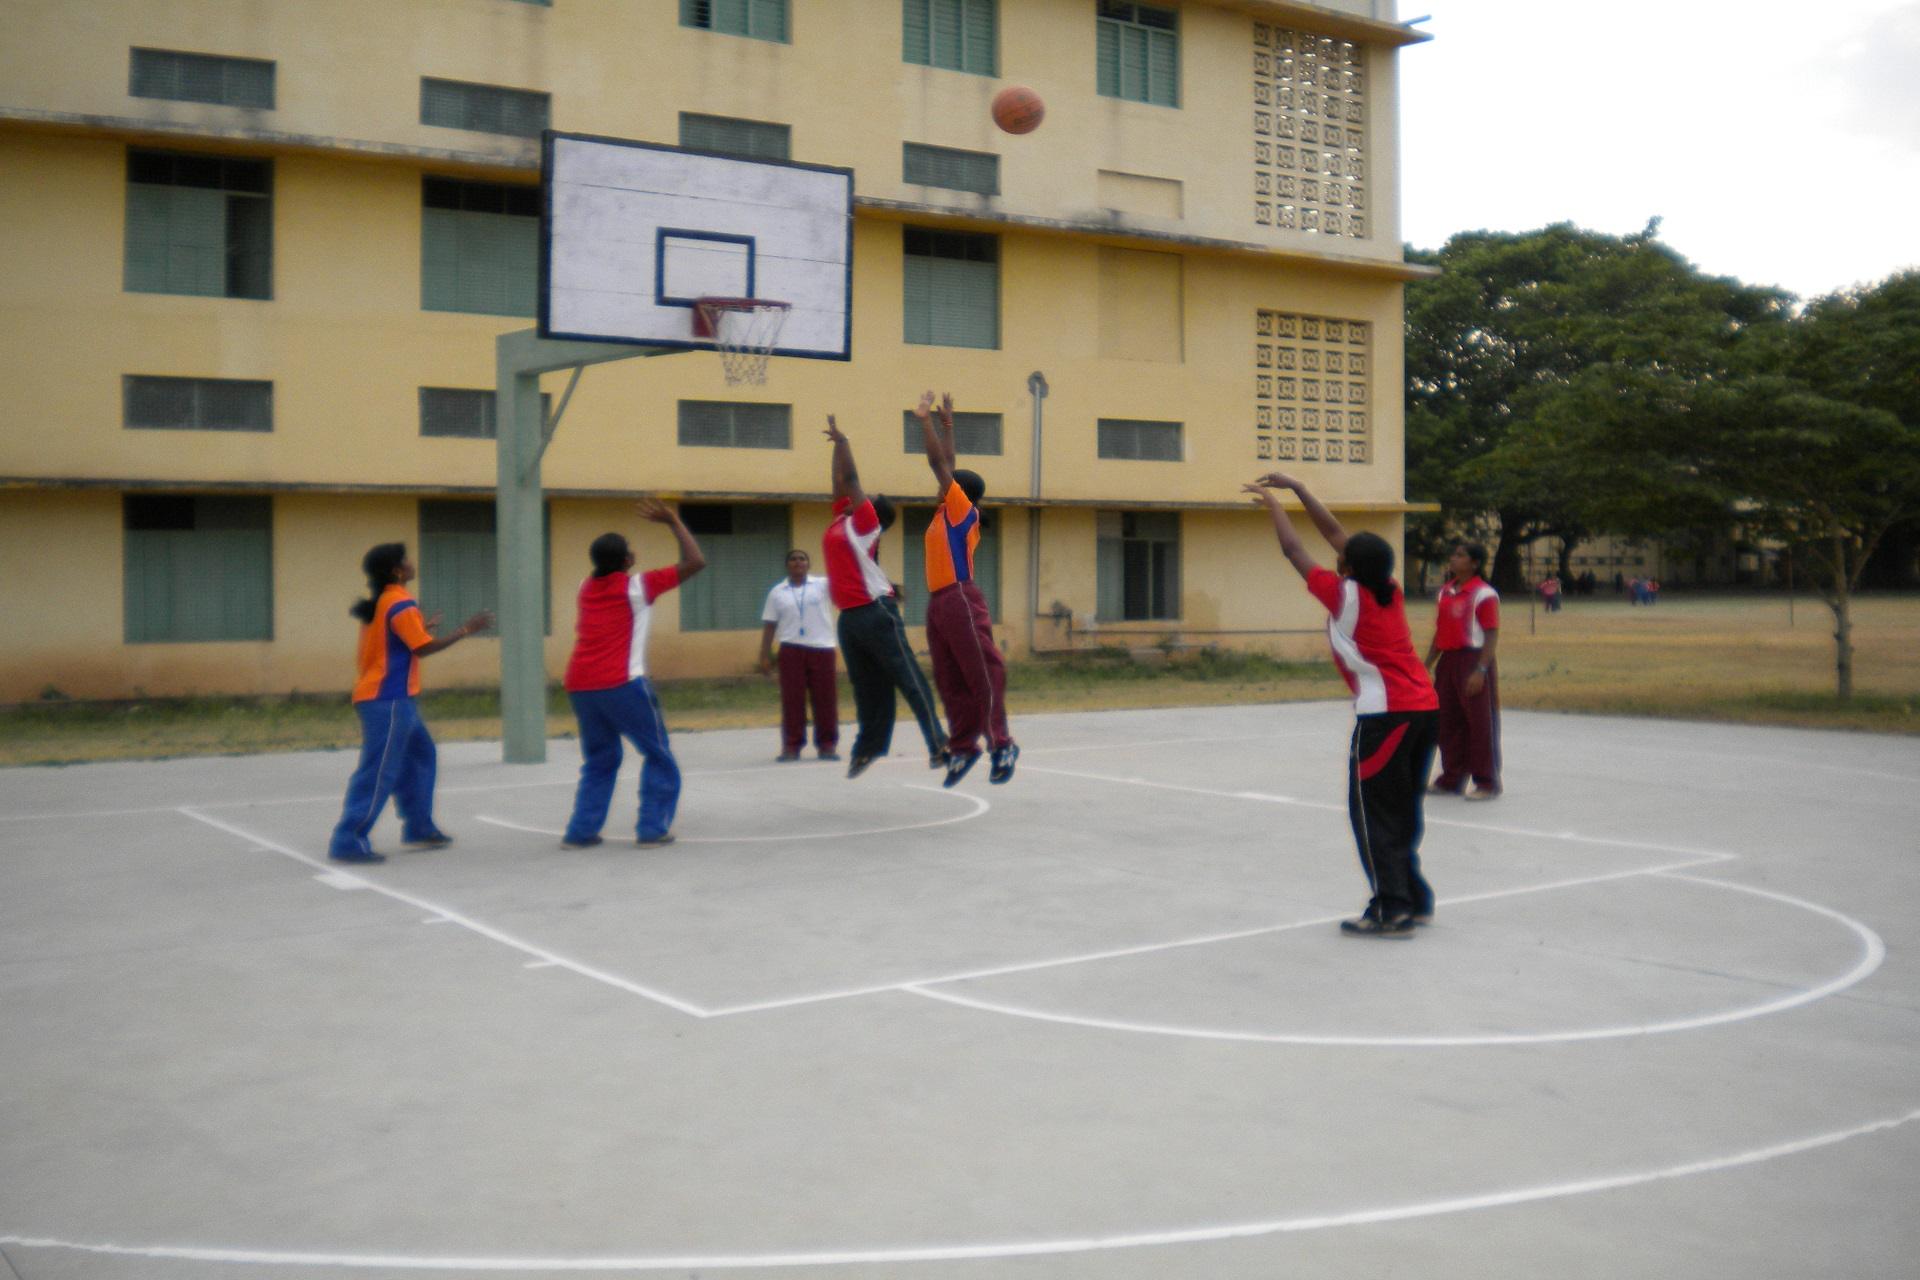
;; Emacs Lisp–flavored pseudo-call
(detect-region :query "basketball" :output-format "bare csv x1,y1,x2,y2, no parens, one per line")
991,86,1045,135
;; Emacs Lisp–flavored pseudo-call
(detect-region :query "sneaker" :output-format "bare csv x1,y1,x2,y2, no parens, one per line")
943,750,983,789
559,835,603,850
817,750,841,762
929,750,950,770
1427,781,1463,796
1463,784,1502,802
329,850,387,865
1340,912,1416,938
1410,910,1434,927
776,752,802,763
402,832,453,849
846,753,876,780
988,743,1020,785
636,833,677,848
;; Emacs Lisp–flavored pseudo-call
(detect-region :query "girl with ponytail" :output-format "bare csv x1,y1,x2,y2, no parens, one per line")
327,542,492,863
1244,472,1441,939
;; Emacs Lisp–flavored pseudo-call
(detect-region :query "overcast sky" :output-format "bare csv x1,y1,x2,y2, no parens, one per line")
1397,0,1920,300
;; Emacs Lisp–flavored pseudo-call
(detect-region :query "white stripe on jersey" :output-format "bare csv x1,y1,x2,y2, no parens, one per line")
1325,578,1389,715
1466,582,1499,648
625,573,654,681
840,515,893,605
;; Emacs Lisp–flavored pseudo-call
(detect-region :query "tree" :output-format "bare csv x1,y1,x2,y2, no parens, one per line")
1405,223,1787,591
1690,273,1920,699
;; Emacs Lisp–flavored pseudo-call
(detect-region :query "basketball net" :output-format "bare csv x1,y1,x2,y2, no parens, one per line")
694,298,791,386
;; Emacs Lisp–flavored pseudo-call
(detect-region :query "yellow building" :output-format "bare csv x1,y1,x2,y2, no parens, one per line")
0,0,1431,702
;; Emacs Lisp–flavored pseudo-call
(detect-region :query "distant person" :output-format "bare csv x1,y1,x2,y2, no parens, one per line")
1425,542,1502,801
328,543,492,863
559,500,705,850
820,414,947,778
915,390,1017,788
1645,577,1660,606
1245,473,1438,937
758,549,839,762
1541,574,1562,613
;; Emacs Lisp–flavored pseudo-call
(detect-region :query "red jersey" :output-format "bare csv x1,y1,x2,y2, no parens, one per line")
564,567,680,692
1434,576,1500,651
823,497,892,609
1306,568,1439,715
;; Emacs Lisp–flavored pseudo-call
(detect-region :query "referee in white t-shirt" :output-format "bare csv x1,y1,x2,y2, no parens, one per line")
758,550,840,762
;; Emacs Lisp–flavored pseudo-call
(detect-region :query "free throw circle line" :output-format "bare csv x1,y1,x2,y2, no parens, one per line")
475,784,987,844
3,1108,1914,1270
904,871,1886,1047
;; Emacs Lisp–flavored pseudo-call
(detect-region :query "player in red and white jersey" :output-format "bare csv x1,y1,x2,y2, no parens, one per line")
559,499,705,850
1424,542,1502,800
821,415,946,778
1246,473,1440,938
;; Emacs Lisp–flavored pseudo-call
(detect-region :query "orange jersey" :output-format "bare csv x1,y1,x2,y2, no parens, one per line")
922,480,981,593
351,585,435,702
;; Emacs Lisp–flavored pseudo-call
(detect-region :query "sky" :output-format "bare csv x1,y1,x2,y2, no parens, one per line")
1397,0,1920,300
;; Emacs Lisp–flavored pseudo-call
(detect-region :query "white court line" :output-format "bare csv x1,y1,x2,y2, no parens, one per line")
475,784,988,845
904,869,1887,1047
698,855,1733,1018
3,1107,1915,1270
176,808,710,1018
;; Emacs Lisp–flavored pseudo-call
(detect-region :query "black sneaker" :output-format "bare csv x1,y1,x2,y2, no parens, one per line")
559,835,603,850
402,832,453,850
943,750,983,789
328,850,387,865
1340,912,1416,938
988,743,1020,784
817,751,841,762
776,751,801,763
846,752,876,780
929,749,949,770
636,833,677,849
1410,909,1434,927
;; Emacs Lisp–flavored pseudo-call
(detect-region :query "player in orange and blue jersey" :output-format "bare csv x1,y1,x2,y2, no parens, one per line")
327,543,491,863
915,391,1017,788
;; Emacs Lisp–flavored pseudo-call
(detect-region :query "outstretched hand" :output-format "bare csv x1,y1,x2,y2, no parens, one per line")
1257,472,1301,491
1242,481,1282,503
635,498,676,524
823,414,847,444
913,390,935,422
462,609,495,635
939,391,954,426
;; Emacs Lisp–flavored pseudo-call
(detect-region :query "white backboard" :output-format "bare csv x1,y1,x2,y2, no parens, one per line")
540,132,853,360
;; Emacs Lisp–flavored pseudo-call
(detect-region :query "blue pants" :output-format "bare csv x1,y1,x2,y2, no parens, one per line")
566,679,680,843
329,698,439,857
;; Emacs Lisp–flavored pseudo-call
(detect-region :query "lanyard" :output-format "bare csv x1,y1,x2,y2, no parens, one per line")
790,579,809,637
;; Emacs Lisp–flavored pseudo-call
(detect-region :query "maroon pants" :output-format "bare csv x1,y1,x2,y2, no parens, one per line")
778,644,838,754
1432,648,1500,790
926,583,1011,755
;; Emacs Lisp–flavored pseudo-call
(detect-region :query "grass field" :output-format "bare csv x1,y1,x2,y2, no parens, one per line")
3,592,1914,766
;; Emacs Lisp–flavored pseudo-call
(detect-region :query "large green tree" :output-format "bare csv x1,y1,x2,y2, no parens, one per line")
1405,222,1786,590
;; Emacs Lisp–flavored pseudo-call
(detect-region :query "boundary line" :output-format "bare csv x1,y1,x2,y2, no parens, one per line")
476,784,988,845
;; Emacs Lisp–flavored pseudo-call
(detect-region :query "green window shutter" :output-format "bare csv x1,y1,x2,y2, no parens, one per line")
902,228,999,349
680,113,791,161
931,0,964,69
420,78,549,138
750,0,788,41
900,410,1002,455
677,401,791,449
1147,29,1178,106
1095,510,1178,621
901,505,999,625
678,505,791,631
903,0,931,64
126,184,225,297
903,143,998,195
962,0,996,74
130,49,276,109
1097,20,1120,97
124,376,272,431
421,206,538,316
1097,418,1183,461
1097,3,1178,106
419,501,548,634
1121,26,1148,101
123,496,272,642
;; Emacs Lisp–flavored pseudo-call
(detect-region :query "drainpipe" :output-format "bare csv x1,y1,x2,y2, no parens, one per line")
1026,371,1049,658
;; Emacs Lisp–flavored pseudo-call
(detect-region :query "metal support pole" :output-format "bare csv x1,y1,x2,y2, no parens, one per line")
1026,371,1048,658
495,330,667,764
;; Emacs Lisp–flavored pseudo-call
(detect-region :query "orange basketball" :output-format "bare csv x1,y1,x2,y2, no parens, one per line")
991,85,1045,135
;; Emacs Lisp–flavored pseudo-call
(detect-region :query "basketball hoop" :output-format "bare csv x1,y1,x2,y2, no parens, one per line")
693,297,791,386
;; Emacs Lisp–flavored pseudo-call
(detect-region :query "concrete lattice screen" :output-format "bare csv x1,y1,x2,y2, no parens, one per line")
1257,312,1373,464
1253,25,1369,238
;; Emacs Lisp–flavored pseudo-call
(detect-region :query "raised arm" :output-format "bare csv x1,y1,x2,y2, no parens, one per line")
638,498,706,583
1260,472,1347,554
1243,481,1320,582
916,390,955,495
824,415,864,506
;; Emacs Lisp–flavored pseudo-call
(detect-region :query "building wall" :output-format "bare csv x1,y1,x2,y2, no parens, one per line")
0,0,1430,701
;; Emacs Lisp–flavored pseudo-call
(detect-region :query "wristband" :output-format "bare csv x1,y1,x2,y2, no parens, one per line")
1476,664,1489,674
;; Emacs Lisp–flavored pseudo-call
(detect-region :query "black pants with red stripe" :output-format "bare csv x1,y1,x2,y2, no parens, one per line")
1347,710,1439,919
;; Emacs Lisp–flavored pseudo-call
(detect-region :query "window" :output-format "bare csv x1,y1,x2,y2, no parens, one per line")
677,504,791,631
903,227,998,349
901,505,1001,624
123,494,273,642
1097,1,1179,107
421,177,539,316
681,0,789,42
419,387,550,439
1098,418,1183,461
1097,511,1179,621
903,0,996,75
901,409,1002,455
418,500,549,635
130,48,274,109
124,375,271,432
419,78,549,138
678,401,791,449
679,113,791,161
124,149,271,299
903,143,998,195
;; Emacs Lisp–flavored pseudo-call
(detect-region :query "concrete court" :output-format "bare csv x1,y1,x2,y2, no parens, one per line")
1,701,1917,1280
